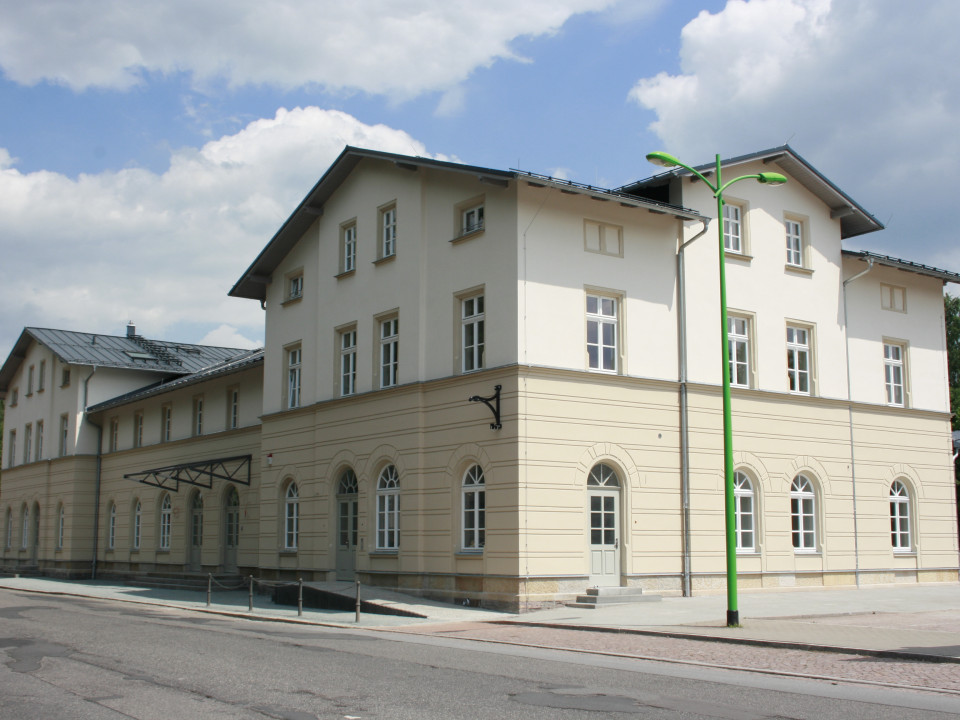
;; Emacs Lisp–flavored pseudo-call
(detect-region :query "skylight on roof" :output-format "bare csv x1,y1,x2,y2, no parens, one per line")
125,351,156,361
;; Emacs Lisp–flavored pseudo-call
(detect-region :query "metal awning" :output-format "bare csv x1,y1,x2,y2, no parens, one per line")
124,455,252,491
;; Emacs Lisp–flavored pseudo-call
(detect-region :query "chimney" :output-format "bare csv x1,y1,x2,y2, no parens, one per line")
126,321,136,338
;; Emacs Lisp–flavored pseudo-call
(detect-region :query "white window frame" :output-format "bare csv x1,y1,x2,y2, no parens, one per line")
727,315,751,388
21,506,29,549
133,501,141,550
723,202,743,253
288,273,304,300
881,284,907,313
108,418,119,452
785,219,803,267
890,481,912,551
884,341,906,407
57,505,64,549
461,465,485,551
159,494,172,550
376,465,400,550
584,219,623,257
734,471,756,552
23,424,31,465
461,203,485,236
108,504,116,550
5,508,12,549
461,295,485,373
340,328,357,397
287,346,302,408
193,396,204,436
380,204,397,258
284,482,299,550
59,414,68,457
786,325,812,395
228,387,239,430
133,412,144,448
161,405,172,443
379,318,399,389
35,420,43,462
341,222,357,274
37,360,45,392
586,293,618,373
7,430,14,468
27,365,34,395
790,475,817,552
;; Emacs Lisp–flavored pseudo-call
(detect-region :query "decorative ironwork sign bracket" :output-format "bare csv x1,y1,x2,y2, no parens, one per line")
124,455,252,492
469,384,502,430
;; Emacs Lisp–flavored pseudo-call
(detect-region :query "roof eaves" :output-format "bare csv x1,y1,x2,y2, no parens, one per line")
842,250,960,284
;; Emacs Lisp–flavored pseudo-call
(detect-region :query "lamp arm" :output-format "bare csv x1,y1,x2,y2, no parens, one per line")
668,159,717,192
715,174,763,198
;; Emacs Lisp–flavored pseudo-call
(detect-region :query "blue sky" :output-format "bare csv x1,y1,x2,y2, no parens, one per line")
1,0,958,355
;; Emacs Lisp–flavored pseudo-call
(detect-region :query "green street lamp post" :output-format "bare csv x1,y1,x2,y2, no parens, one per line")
646,151,786,627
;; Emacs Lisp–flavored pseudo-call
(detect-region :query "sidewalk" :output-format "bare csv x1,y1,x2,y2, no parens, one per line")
2,575,959,662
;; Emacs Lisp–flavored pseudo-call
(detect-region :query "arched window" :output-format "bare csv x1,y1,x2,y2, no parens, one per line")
790,475,816,551
108,503,117,550
5,507,13,549
21,505,29,549
588,463,620,487
734,471,756,552
284,483,299,550
462,465,485,550
159,494,172,550
337,469,358,550
376,465,400,550
57,505,65,549
132,501,141,550
890,481,911,551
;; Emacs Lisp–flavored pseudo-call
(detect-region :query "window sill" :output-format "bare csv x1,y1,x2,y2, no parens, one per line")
335,269,356,280
736,550,760,556
724,251,753,263
281,295,303,307
893,549,917,556
450,228,485,244
456,549,484,556
373,254,396,266
369,549,398,556
280,548,298,555
785,264,813,276
792,550,821,556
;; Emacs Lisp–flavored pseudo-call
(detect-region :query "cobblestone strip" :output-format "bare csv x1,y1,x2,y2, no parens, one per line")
391,622,960,695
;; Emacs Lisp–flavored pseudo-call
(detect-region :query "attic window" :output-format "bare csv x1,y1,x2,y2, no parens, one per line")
125,351,156,361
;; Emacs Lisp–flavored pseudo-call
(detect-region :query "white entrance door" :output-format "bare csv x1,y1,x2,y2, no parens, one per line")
587,463,621,586
336,469,359,581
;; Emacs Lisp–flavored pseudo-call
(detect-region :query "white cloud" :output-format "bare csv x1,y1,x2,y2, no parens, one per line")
0,107,430,353
0,0,616,98
199,325,262,350
628,0,960,265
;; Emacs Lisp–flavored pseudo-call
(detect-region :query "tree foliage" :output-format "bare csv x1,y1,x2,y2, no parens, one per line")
946,293,960,430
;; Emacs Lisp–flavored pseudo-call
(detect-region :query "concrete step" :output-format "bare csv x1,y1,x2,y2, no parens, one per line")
567,586,662,608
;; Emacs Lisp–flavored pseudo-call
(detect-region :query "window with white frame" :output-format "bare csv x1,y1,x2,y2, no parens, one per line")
133,412,144,448
287,346,302,408
23,424,31,465
228,387,239,430
584,219,623,257
159,494,172,550
340,328,357,396
132,501,141,550
38,360,45,391
61,368,71,387
722,203,743,253
8,430,15,467
108,503,116,550
380,318,399,388
59,414,68,457
27,365,34,395
376,465,400,550
785,219,803,267
193,396,204,436
9,388,17,406
21,505,29,548
881,284,906,312
890,481,911,551
462,465,485,550
284,482,299,550
734,471,756,552
461,203,484,236
727,316,751,388
6,508,13,549
586,294,618,373
35,420,43,462
161,405,172,442
461,295,485,373
790,475,817,552
786,325,811,394
57,505,64,549
341,222,357,273
288,273,304,300
338,469,358,549
109,418,119,452
884,342,906,406
380,204,397,258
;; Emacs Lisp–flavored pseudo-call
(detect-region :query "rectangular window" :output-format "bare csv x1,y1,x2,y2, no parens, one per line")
380,318,399,388
380,204,397,258
727,316,751,388
723,203,742,253
109,418,119,452
584,220,623,257
35,420,43,462
23,424,32,464
8,430,15,467
461,203,484,235
37,360,45,391
193,396,204,436
228,387,239,429
288,347,302,408
786,325,811,394
161,405,172,442
340,329,357,397
133,412,144,448
9,388,17,406
61,368,71,387
27,365,34,395
881,284,906,312
884,342,906,406
785,219,803,267
59,414,69,457
288,273,303,300
461,295,485,373
586,294,618,373
341,222,357,273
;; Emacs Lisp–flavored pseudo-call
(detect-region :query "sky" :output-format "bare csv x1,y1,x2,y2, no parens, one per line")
1,0,958,357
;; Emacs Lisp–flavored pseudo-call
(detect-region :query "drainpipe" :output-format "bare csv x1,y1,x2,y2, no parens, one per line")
83,367,102,580
677,218,711,597
842,258,874,588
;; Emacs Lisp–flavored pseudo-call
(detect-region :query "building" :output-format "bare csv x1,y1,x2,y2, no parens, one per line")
2,146,958,610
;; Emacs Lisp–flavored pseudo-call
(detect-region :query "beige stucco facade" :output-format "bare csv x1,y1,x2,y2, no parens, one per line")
2,147,958,611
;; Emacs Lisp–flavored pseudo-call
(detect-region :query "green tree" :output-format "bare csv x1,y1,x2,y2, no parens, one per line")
947,293,960,430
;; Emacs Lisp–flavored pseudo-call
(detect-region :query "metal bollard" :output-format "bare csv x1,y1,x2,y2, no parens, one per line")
248,575,254,612
207,573,212,607
298,577,303,617
355,578,361,623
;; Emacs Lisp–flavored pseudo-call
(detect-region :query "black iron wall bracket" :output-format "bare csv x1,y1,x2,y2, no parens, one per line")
469,384,502,430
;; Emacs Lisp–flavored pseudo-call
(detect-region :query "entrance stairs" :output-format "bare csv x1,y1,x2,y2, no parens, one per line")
567,586,661,609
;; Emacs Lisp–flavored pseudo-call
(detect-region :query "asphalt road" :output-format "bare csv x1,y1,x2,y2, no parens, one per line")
1,590,959,719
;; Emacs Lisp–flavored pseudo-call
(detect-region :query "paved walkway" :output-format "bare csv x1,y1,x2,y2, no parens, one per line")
2,576,960,663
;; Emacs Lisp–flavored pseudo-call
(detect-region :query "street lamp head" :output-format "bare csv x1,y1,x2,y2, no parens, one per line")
757,172,787,186
646,151,681,168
